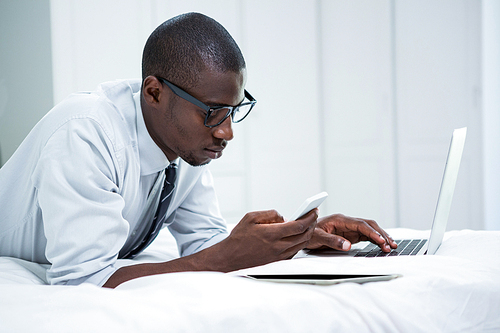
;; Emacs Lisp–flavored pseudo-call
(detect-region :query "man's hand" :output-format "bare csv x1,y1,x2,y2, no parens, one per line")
217,209,318,270
306,214,397,252
104,209,317,288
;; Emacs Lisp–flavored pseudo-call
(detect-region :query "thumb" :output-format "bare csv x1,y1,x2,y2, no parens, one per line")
308,228,351,251
241,210,286,225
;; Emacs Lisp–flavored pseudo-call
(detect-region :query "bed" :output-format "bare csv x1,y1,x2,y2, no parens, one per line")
1,228,499,332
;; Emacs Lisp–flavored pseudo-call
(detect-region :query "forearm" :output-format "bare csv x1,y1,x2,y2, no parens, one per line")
103,242,232,288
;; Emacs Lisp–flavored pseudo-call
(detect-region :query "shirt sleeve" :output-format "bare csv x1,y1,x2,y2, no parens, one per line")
32,117,129,286
167,167,229,257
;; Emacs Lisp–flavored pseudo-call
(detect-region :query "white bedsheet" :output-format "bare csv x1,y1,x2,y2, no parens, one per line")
0,229,499,332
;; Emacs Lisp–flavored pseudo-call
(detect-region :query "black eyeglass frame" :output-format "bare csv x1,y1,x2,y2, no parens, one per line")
157,76,257,128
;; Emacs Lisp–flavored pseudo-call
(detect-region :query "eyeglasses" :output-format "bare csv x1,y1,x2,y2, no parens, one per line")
157,77,257,128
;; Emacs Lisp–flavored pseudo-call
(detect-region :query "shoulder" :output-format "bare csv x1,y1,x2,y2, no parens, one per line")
39,79,142,150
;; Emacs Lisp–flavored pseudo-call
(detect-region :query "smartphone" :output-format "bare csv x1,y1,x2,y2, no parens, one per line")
288,192,328,221
243,273,401,285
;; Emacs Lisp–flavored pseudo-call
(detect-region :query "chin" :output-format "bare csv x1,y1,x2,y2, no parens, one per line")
191,160,211,167
181,155,211,167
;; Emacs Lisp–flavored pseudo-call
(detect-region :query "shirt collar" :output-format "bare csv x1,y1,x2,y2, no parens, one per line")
134,91,170,175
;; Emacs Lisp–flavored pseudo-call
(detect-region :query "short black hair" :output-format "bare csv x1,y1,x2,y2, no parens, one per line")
142,12,246,89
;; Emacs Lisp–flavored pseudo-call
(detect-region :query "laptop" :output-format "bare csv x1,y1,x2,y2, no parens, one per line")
303,127,467,258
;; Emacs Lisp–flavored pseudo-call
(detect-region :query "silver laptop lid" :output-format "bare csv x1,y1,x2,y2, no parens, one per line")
426,127,467,255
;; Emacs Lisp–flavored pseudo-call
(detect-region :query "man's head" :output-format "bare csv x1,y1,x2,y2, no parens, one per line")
140,13,250,167
142,12,245,89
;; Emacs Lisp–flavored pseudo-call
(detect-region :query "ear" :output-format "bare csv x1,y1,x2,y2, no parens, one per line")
142,76,164,107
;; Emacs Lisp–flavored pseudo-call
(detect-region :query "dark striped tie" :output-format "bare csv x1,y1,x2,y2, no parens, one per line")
122,163,177,259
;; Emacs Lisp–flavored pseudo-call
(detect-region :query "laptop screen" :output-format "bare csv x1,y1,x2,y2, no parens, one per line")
426,127,467,255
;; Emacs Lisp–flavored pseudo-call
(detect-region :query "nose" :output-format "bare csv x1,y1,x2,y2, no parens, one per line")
212,116,234,141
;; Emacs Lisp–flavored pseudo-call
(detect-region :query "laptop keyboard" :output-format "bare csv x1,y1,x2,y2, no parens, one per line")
354,239,427,257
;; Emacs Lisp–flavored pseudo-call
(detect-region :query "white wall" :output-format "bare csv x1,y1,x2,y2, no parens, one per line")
320,0,398,225
393,0,483,230
0,0,54,166
482,0,500,231
1,0,498,230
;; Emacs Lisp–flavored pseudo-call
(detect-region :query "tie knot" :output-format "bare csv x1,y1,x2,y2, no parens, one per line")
165,163,177,184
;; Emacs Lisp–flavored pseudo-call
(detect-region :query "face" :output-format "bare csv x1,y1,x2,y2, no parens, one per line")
142,68,246,166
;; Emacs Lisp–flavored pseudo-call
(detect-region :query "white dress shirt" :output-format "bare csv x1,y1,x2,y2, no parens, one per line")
0,79,228,286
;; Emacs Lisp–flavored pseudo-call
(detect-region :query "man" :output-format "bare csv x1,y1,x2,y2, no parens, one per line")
0,13,396,288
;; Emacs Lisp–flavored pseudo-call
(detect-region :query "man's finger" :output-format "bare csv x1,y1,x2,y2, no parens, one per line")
281,239,311,259
365,220,398,249
360,219,397,250
349,221,393,253
242,210,286,225
281,220,316,244
309,228,351,251
273,209,318,238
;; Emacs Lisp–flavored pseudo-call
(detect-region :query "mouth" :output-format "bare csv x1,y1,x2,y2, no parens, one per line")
204,147,225,160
